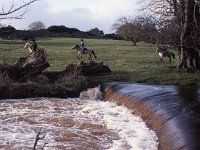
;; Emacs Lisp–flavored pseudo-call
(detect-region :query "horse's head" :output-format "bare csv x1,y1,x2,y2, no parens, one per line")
157,46,169,53
157,46,166,53
156,47,161,53
72,44,80,50
24,42,32,49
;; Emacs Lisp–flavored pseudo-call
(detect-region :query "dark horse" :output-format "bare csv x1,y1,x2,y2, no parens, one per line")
156,46,175,62
72,44,97,61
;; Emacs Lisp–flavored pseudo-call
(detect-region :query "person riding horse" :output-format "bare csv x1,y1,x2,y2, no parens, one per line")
156,45,175,62
72,44,97,61
24,42,47,59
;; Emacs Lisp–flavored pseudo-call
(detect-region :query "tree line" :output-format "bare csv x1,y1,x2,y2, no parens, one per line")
0,21,124,40
0,23,124,40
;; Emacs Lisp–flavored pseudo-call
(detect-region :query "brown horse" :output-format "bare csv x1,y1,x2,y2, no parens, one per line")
156,46,175,62
72,44,97,61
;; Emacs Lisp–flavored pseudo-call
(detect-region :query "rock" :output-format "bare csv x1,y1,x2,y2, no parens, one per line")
65,61,111,76
32,75,50,83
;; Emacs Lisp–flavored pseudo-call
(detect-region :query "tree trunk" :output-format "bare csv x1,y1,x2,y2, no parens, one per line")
132,39,137,46
176,0,200,70
0,49,49,81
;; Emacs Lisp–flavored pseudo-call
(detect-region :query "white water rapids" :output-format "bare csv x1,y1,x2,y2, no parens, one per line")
0,87,158,150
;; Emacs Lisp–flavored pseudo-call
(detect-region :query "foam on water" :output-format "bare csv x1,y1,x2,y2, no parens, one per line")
0,87,158,150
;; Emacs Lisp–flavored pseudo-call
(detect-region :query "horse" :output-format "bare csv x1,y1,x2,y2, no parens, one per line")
24,42,47,59
72,44,97,61
156,46,175,62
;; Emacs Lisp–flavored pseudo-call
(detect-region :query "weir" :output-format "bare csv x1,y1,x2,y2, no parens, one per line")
103,82,200,150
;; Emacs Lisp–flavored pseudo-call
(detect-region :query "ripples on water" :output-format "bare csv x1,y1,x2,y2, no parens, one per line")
0,87,158,150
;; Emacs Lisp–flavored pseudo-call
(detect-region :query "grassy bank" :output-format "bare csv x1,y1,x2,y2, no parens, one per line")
0,38,200,86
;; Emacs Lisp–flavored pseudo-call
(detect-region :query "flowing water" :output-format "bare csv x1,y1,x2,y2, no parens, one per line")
0,87,158,150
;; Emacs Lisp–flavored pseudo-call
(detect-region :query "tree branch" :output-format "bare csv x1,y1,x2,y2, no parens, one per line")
0,0,39,20
33,128,47,150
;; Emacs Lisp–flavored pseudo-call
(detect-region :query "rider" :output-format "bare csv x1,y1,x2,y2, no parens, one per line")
80,39,85,54
31,38,37,52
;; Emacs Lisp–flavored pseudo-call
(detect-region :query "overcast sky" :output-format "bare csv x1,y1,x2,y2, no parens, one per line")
0,0,139,33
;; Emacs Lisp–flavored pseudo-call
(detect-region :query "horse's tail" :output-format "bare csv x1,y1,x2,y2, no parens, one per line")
171,52,175,59
92,49,97,59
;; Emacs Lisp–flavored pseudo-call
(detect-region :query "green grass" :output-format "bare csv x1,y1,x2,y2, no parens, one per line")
0,38,200,86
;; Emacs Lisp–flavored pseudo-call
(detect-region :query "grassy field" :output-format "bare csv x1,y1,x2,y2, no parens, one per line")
0,38,200,86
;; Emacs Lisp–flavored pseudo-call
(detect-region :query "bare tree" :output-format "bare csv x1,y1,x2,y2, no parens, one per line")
113,16,141,46
113,15,157,45
28,21,45,30
113,16,135,45
0,0,39,20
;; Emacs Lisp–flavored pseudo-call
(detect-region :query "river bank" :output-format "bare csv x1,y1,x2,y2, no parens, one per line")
0,61,111,99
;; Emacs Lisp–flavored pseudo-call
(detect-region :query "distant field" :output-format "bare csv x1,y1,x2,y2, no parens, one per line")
0,38,200,86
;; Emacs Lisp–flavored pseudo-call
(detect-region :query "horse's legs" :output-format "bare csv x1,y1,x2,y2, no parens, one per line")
77,54,82,60
160,57,165,63
77,55,80,60
77,52,83,60
88,54,92,61
80,54,83,60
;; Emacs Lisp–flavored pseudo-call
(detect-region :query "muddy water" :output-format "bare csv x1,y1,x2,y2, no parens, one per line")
0,88,158,150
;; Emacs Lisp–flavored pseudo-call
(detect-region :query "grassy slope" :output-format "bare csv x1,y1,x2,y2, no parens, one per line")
0,38,199,86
